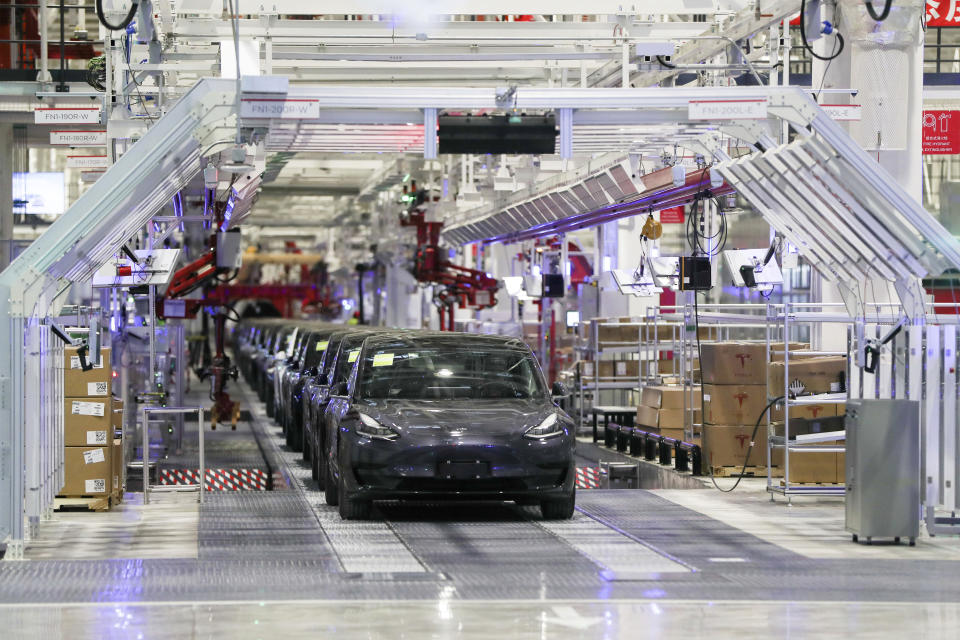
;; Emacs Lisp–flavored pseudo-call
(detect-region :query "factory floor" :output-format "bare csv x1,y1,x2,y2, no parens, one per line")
4,380,960,639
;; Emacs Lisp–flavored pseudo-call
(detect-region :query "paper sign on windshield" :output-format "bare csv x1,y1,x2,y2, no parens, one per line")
316,341,329,351
348,349,360,363
372,353,394,367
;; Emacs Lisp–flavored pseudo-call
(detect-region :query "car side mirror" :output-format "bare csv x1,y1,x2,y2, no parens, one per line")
552,381,568,397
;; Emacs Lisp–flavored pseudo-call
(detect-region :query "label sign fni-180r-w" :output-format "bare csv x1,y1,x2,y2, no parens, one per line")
50,130,107,146
240,98,320,119
34,108,101,124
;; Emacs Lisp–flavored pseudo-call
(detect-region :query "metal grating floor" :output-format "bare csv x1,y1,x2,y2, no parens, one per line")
3,379,960,606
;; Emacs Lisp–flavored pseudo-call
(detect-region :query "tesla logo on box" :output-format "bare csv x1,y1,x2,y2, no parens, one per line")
734,433,750,449
923,110,960,154
808,406,823,418
734,353,752,368
734,392,748,408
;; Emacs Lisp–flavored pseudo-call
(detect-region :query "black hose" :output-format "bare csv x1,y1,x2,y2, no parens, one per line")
710,395,786,493
799,0,845,62
656,55,676,69
96,0,138,31
864,0,892,22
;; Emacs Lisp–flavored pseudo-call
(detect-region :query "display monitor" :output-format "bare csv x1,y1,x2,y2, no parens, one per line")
12,172,65,215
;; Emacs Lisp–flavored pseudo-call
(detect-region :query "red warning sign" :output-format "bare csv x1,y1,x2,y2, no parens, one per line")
660,206,685,224
926,0,960,27
922,110,960,155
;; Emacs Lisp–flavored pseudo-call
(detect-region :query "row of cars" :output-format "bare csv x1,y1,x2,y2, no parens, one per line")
234,320,577,520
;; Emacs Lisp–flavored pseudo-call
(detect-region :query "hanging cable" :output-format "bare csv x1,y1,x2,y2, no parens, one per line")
799,0,845,62
864,0,893,22
656,55,676,69
96,0,138,31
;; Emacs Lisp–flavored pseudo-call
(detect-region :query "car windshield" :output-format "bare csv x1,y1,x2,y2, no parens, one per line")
358,345,546,400
300,333,330,369
331,340,365,385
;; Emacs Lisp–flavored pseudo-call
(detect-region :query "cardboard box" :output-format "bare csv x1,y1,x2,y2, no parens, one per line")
658,408,702,430
659,427,686,441
702,424,769,468
613,360,640,379
63,397,111,447
641,385,702,410
703,384,768,426
786,447,840,483
61,445,112,496
112,438,123,497
636,404,659,429
768,342,812,361
63,346,112,398
769,356,847,395
578,360,615,378
770,402,838,423
700,342,767,385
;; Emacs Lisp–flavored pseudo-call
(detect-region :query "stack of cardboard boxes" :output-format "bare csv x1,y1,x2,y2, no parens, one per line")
635,385,702,442
769,355,848,483
700,342,774,471
61,346,122,504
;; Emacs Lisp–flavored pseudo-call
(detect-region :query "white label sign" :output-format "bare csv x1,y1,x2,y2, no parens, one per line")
82,448,105,465
85,478,106,493
87,381,109,396
50,130,107,146
66,155,109,169
86,430,108,445
70,355,104,370
820,104,862,121
240,98,320,120
35,108,101,124
688,100,768,120
72,401,105,417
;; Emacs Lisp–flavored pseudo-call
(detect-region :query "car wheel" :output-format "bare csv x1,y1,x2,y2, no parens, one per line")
338,473,370,520
290,420,303,452
541,490,576,520
324,462,339,506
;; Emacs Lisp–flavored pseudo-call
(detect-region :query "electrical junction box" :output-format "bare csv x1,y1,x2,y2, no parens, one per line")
678,256,712,291
216,229,243,269
542,273,565,298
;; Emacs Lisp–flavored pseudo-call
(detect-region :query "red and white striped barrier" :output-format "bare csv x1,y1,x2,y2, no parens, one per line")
575,466,602,490
158,468,269,491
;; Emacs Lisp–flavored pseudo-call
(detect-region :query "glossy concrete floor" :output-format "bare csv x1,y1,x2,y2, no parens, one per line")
5,380,960,639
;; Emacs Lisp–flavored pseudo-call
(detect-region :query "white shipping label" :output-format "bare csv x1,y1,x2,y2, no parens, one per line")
87,381,109,396
82,448,106,464
616,362,627,376
86,430,108,445
85,478,106,493
70,355,104,370
72,401,105,417
703,394,711,401
583,363,594,376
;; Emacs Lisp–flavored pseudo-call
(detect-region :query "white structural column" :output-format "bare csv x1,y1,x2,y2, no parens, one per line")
0,124,11,270
811,0,924,350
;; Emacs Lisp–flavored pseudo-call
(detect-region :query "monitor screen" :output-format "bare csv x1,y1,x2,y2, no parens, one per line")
13,172,65,215
566,310,581,327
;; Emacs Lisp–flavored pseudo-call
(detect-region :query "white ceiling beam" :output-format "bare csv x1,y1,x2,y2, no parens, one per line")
234,1,736,15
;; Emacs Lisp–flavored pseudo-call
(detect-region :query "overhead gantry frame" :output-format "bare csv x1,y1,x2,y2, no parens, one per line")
3,79,960,555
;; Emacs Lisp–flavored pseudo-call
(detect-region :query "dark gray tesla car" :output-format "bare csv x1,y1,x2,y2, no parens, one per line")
323,332,576,520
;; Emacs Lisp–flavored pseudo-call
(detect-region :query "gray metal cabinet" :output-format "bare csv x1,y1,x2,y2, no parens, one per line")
845,399,920,545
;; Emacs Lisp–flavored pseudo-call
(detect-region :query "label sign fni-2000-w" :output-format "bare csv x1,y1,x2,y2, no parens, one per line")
240,99,320,120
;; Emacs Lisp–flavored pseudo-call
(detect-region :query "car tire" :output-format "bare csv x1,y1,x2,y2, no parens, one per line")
324,462,339,506
310,441,320,482
338,474,370,520
541,490,576,520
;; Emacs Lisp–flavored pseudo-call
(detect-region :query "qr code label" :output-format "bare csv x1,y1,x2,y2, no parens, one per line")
85,478,105,493
87,382,108,396
87,430,108,445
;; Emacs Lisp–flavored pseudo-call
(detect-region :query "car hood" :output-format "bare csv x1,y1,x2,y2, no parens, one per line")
359,399,556,437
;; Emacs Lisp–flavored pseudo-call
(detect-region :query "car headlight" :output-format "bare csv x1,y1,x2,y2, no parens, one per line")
357,413,400,441
524,413,563,440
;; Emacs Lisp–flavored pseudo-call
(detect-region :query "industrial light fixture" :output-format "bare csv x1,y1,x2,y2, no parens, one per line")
218,144,254,174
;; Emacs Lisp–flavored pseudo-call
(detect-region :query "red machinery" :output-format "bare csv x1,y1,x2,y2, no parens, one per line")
400,207,499,330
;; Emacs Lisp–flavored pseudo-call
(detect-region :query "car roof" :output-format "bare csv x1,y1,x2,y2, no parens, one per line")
362,331,531,352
